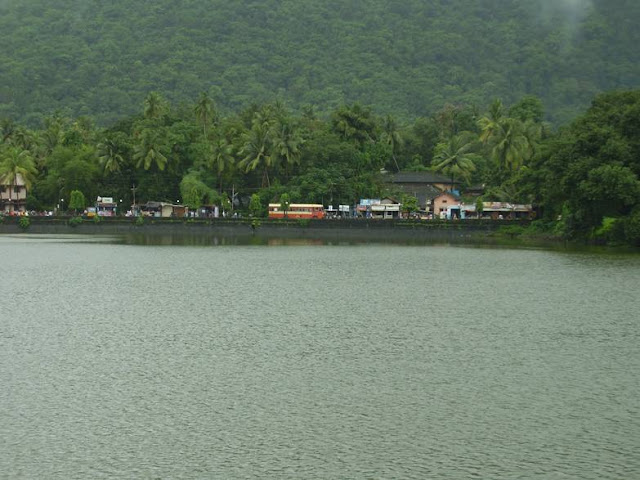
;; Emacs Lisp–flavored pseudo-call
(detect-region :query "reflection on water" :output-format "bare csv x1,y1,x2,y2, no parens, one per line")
117,233,639,254
121,232,262,246
119,233,517,247
1,235,639,479
5,232,637,253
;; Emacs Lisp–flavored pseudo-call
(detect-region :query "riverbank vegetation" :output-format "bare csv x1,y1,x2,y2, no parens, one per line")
1,89,639,246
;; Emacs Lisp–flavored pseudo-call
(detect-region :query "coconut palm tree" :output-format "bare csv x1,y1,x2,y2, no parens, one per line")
41,114,68,155
206,136,235,192
478,97,541,173
97,137,125,174
238,111,274,187
1,119,15,145
208,137,234,175
484,117,532,172
331,103,377,147
133,129,168,171
271,116,304,178
143,92,167,120
194,92,215,139
522,119,543,158
478,99,505,144
381,114,403,172
432,132,480,186
0,146,37,211
12,126,38,151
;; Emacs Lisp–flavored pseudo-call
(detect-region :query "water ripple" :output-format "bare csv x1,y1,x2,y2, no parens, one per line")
1,238,639,478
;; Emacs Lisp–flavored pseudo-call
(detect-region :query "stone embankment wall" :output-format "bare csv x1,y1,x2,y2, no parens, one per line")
0,216,528,242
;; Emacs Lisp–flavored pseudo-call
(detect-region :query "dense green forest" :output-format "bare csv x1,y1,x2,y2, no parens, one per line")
1,1,639,244
1,0,639,126
2,89,640,245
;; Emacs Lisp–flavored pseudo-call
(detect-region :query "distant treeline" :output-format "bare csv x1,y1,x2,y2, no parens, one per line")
1,89,639,245
1,0,639,126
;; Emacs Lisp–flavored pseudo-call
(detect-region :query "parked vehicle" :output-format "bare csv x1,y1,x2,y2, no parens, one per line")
268,203,325,219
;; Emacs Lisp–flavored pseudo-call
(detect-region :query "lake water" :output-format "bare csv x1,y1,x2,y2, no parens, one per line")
1,234,639,479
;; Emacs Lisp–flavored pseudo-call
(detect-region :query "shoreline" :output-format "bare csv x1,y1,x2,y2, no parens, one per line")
0,216,566,247
2,217,637,252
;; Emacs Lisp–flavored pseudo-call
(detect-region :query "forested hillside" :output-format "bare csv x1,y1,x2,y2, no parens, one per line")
1,0,639,126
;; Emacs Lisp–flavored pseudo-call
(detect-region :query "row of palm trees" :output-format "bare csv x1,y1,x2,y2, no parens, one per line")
140,94,306,187
432,99,543,188
1,94,544,212
0,93,311,210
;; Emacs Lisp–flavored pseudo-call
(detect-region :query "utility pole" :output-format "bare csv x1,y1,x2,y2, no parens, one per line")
131,184,137,215
230,184,240,212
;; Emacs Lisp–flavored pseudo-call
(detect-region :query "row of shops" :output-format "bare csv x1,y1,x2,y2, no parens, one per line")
355,196,533,220
133,202,231,218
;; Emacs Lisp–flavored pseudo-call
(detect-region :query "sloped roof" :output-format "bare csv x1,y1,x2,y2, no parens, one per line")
143,201,179,209
421,185,445,200
482,202,532,212
434,190,461,200
390,171,460,184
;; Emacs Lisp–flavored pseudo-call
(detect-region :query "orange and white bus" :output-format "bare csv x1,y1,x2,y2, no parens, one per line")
268,203,325,219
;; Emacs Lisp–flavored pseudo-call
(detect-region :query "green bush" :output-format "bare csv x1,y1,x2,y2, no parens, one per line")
593,216,626,244
18,216,30,230
93,214,102,224
623,208,640,246
552,204,572,239
499,225,525,237
68,216,83,227
248,193,264,218
135,215,145,226
69,190,86,213
594,216,616,236
526,219,551,234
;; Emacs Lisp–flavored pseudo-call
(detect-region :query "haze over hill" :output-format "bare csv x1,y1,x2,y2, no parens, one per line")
0,0,638,125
